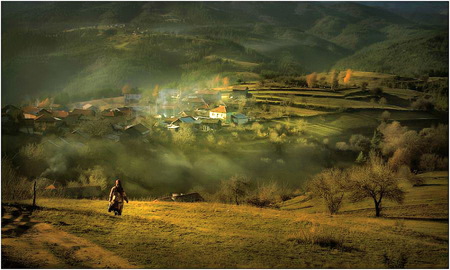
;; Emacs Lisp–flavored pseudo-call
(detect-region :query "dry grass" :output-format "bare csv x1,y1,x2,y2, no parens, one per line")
4,170,446,269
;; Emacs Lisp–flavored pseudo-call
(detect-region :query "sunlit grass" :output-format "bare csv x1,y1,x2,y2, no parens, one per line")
24,172,449,269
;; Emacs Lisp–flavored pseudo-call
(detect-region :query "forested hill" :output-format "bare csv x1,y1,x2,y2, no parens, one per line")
2,1,448,104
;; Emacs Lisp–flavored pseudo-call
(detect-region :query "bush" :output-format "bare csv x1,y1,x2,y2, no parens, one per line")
419,153,440,171
2,158,32,201
247,182,292,207
397,166,424,186
383,249,409,268
308,168,347,214
381,110,391,122
287,225,344,249
411,97,434,111
370,87,384,96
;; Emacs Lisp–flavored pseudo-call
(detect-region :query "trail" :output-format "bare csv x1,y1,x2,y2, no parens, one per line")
1,204,138,269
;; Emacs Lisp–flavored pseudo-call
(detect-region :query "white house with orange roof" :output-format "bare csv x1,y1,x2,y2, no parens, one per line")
209,105,227,120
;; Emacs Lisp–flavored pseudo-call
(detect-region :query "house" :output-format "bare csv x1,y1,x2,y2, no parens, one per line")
64,114,82,126
173,116,198,125
34,114,63,131
82,103,99,111
117,107,134,117
156,192,204,202
22,106,40,116
231,114,249,125
197,119,221,132
124,123,150,137
70,108,96,117
49,103,69,111
52,110,69,118
38,108,53,117
2,105,23,122
209,105,227,120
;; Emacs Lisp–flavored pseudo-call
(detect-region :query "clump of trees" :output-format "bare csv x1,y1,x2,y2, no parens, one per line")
337,121,448,173
307,153,405,217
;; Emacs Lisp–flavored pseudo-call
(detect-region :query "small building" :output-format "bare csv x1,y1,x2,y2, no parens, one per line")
52,110,69,119
34,114,63,131
156,192,204,202
209,105,227,120
70,108,96,117
22,106,40,116
124,123,150,137
82,103,99,111
231,114,249,125
63,114,82,126
197,119,221,132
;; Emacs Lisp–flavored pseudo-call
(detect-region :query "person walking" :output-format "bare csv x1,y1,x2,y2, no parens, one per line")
108,179,129,216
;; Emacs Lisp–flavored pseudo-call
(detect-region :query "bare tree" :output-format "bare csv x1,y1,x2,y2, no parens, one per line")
220,175,250,205
348,154,405,217
308,168,347,214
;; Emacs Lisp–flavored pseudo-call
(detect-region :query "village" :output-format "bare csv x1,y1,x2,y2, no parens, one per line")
1,85,252,142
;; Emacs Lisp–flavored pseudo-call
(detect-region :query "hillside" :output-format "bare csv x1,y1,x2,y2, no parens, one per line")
2,1,448,105
2,171,448,268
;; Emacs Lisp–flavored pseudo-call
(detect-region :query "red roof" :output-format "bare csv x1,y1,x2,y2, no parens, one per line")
52,111,69,118
23,113,38,119
70,109,95,117
22,106,40,115
210,106,226,113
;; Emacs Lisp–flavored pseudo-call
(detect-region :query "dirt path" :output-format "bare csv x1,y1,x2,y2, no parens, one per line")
2,204,138,268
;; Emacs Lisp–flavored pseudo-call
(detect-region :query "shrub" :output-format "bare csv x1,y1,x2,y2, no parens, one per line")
381,110,391,122
411,97,434,111
379,97,387,105
308,168,347,214
247,182,292,207
2,157,32,201
287,225,344,249
397,166,424,186
383,249,409,268
370,87,384,96
419,153,440,171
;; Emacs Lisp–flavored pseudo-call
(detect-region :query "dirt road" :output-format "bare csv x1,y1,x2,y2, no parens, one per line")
1,204,138,268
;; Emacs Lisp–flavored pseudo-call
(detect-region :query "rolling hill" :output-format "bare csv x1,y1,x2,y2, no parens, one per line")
1,1,448,105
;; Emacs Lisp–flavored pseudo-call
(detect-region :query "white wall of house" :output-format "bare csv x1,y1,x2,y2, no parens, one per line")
209,111,226,120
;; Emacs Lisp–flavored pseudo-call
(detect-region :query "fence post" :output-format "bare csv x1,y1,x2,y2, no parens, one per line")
32,180,37,209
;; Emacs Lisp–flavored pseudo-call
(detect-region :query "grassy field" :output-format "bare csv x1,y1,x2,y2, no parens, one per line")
2,172,448,268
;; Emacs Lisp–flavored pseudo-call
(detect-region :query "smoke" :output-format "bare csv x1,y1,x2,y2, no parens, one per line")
343,69,352,84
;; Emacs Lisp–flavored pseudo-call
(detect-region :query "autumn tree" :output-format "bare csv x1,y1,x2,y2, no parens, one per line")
306,72,317,88
330,70,339,91
308,168,347,214
348,154,405,217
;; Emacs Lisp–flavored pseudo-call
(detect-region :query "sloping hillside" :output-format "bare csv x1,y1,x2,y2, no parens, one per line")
1,2,448,104
2,172,448,268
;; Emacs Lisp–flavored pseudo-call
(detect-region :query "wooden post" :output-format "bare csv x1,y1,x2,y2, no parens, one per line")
32,180,37,209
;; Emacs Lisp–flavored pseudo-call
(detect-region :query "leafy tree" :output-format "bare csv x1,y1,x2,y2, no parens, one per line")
348,154,405,217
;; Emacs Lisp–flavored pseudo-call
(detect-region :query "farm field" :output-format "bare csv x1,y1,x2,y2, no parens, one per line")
2,171,448,269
